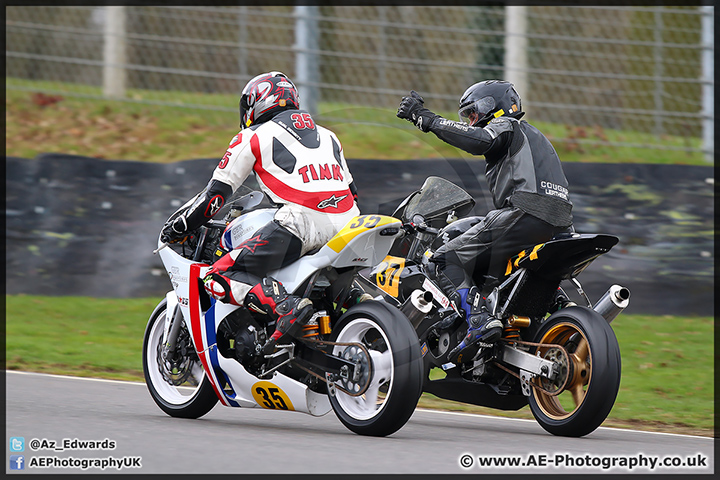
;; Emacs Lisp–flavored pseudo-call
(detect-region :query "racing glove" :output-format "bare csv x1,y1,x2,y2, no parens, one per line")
397,90,437,133
160,213,190,244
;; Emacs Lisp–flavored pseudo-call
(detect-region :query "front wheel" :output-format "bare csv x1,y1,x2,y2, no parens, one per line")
329,301,423,437
528,306,621,437
142,298,218,418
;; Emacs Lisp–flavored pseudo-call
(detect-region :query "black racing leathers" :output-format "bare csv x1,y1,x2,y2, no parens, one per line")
426,115,573,291
428,116,572,228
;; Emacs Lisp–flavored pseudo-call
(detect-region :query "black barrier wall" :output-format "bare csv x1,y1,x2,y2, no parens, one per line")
5,153,714,315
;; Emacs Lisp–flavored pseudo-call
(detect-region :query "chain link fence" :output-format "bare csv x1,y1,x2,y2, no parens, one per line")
6,5,714,160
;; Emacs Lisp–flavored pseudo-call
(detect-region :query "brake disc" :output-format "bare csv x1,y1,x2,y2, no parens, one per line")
157,328,197,386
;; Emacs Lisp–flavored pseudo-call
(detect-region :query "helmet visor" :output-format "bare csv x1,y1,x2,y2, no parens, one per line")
458,96,495,126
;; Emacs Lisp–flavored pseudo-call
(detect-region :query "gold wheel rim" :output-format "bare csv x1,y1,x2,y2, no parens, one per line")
532,322,591,420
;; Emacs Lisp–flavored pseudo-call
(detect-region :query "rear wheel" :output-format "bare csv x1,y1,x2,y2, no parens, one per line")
528,306,621,437
142,299,218,418
329,301,423,437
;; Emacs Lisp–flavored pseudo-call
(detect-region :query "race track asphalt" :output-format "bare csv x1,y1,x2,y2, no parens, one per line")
5,371,714,475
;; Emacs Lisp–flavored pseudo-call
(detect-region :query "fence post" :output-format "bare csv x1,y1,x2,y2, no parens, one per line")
504,6,529,108
701,6,714,163
238,6,248,91
102,6,127,99
653,8,664,136
294,5,320,115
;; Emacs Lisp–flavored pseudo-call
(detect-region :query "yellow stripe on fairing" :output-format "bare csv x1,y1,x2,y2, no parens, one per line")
327,215,400,253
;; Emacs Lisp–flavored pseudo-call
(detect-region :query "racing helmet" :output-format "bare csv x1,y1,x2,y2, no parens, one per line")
458,80,524,128
239,71,300,129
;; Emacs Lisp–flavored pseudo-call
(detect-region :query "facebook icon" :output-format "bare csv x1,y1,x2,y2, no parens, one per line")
10,455,25,470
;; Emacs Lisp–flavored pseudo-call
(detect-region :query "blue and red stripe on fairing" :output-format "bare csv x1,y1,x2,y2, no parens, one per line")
188,263,240,407
201,301,242,407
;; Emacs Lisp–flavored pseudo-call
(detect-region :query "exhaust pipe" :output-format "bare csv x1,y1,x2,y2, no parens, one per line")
401,289,434,328
593,284,630,324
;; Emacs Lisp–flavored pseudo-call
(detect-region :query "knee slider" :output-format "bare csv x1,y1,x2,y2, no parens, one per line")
204,273,231,302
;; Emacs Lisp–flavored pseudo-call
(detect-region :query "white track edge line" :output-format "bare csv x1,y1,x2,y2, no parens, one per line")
6,370,712,440
414,408,713,440
5,369,147,386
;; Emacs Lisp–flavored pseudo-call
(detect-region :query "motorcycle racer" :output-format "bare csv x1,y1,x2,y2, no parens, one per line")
396,80,574,362
161,71,360,353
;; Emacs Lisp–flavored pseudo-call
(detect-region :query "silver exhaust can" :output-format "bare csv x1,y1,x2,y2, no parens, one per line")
593,284,631,324
401,289,434,329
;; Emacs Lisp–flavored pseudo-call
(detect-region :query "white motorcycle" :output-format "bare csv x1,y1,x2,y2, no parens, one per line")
142,188,424,436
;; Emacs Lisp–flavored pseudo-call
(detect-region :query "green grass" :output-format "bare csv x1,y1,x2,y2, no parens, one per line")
6,78,708,165
5,295,155,381
612,315,714,430
5,295,714,436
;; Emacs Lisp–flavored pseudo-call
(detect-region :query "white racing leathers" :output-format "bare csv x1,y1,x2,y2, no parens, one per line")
203,109,361,304
213,109,360,255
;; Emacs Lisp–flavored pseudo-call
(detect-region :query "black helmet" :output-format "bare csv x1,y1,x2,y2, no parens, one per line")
239,71,300,129
458,80,524,128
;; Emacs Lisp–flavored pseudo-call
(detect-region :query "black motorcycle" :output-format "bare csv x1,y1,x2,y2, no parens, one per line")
355,176,629,437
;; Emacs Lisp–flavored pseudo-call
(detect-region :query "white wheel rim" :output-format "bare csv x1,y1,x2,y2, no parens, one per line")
333,317,395,421
146,310,206,406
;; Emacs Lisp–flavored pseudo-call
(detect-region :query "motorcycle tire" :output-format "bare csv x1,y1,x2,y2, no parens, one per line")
328,301,424,437
528,306,621,437
142,298,218,419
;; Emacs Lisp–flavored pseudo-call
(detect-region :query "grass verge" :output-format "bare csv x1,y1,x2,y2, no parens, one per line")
6,79,707,165
5,295,713,437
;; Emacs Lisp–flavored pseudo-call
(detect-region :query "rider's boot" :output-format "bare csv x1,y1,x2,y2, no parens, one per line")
446,286,503,363
244,277,313,355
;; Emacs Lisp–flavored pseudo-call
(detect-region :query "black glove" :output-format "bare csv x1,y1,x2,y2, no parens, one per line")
160,214,189,244
397,90,436,132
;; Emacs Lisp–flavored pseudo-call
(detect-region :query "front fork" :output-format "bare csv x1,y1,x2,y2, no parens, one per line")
161,297,183,360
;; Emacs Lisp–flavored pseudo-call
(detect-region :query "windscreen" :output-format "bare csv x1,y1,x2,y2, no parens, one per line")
403,176,475,224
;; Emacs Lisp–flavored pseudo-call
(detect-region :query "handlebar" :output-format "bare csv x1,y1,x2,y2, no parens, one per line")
403,221,439,236
154,219,229,255
206,219,229,229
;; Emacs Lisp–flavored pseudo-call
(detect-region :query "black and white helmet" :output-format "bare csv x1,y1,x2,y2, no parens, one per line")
239,71,300,129
458,80,524,128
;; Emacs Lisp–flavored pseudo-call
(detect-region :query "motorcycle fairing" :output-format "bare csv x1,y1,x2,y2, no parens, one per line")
504,233,619,279
220,209,276,250
269,215,403,294
175,262,331,414
187,263,242,407
156,221,350,416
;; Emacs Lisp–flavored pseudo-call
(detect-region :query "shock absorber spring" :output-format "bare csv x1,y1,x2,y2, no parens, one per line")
302,318,320,338
503,326,520,340
503,315,531,340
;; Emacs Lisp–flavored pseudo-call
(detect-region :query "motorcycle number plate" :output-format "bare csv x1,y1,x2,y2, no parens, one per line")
370,256,406,298
251,381,295,411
